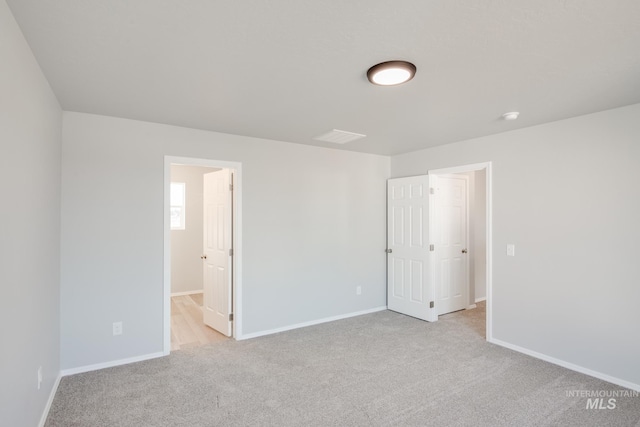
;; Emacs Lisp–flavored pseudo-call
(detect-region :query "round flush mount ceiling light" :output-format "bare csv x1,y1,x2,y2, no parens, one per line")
367,60,416,86
502,111,520,120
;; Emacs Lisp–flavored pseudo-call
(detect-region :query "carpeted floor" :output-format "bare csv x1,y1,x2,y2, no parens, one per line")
46,304,640,426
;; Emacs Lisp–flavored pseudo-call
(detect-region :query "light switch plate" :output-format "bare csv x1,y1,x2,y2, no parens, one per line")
113,321,123,336
507,244,515,257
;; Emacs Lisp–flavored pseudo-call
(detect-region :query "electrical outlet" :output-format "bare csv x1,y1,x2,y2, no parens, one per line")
113,321,123,336
37,366,42,390
507,244,515,257
356,286,362,295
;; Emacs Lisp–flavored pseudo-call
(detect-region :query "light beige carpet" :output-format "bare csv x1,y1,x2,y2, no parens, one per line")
46,303,640,426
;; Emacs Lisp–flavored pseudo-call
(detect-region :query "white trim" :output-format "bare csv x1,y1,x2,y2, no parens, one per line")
237,306,388,340
38,373,61,427
427,162,489,175
428,162,493,342
164,156,243,354
475,297,487,303
170,290,203,297
490,338,640,392
485,163,493,342
466,304,477,310
60,352,165,377
164,159,171,355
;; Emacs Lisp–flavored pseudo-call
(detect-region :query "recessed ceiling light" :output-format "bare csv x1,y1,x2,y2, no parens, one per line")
502,112,520,120
367,61,416,86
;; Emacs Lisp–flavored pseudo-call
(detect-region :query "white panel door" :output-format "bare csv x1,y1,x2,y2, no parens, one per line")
202,169,233,336
433,174,469,315
387,176,436,322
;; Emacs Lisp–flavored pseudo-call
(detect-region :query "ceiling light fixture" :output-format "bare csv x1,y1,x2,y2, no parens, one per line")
367,60,416,86
502,111,520,120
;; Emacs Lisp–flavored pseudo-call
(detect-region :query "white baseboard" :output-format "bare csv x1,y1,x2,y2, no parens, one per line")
490,338,640,392
170,290,203,297
475,297,486,303
38,373,61,427
238,306,388,340
61,352,165,377
466,304,477,310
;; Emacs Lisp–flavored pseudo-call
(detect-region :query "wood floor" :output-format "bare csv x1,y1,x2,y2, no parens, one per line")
170,293,228,351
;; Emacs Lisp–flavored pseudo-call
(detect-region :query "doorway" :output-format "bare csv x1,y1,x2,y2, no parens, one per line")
386,162,492,340
163,156,243,355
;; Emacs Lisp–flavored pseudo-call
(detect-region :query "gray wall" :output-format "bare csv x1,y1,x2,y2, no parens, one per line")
170,165,219,294
391,103,640,386
61,112,389,370
0,1,62,426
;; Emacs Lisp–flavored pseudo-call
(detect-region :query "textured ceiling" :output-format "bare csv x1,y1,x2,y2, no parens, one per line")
7,0,640,155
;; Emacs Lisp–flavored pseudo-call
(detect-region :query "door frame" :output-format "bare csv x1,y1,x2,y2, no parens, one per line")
428,162,492,341
163,156,243,354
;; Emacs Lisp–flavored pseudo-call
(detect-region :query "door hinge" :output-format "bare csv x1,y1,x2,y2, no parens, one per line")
430,301,434,308
229,184,234,191
229,313,234,321
429,244,434,251
229,248,234,256
385,248,392,253
430,187,435,195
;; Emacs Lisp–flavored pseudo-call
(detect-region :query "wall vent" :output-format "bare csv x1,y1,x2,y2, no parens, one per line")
313,129,366,144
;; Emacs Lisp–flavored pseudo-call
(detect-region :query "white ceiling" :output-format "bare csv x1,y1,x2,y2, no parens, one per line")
7,0,640,155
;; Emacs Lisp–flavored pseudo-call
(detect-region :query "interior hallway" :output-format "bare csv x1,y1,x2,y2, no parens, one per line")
171,293,228,351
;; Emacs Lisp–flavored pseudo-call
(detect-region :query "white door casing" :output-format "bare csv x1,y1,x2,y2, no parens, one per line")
203,169,233,336
433,174,469,315
387,176,436,322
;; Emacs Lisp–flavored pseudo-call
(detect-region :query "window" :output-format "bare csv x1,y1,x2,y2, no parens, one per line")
170,182,186,230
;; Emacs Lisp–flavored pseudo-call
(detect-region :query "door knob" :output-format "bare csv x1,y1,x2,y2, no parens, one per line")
200,254,207,259
461,249,468,254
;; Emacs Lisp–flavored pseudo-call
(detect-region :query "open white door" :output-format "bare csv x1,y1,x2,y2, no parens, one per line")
202,169,233,336
433,174,469,315
387,176,436,322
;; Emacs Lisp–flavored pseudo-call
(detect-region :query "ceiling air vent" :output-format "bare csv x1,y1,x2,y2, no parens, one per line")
313,129,366,144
